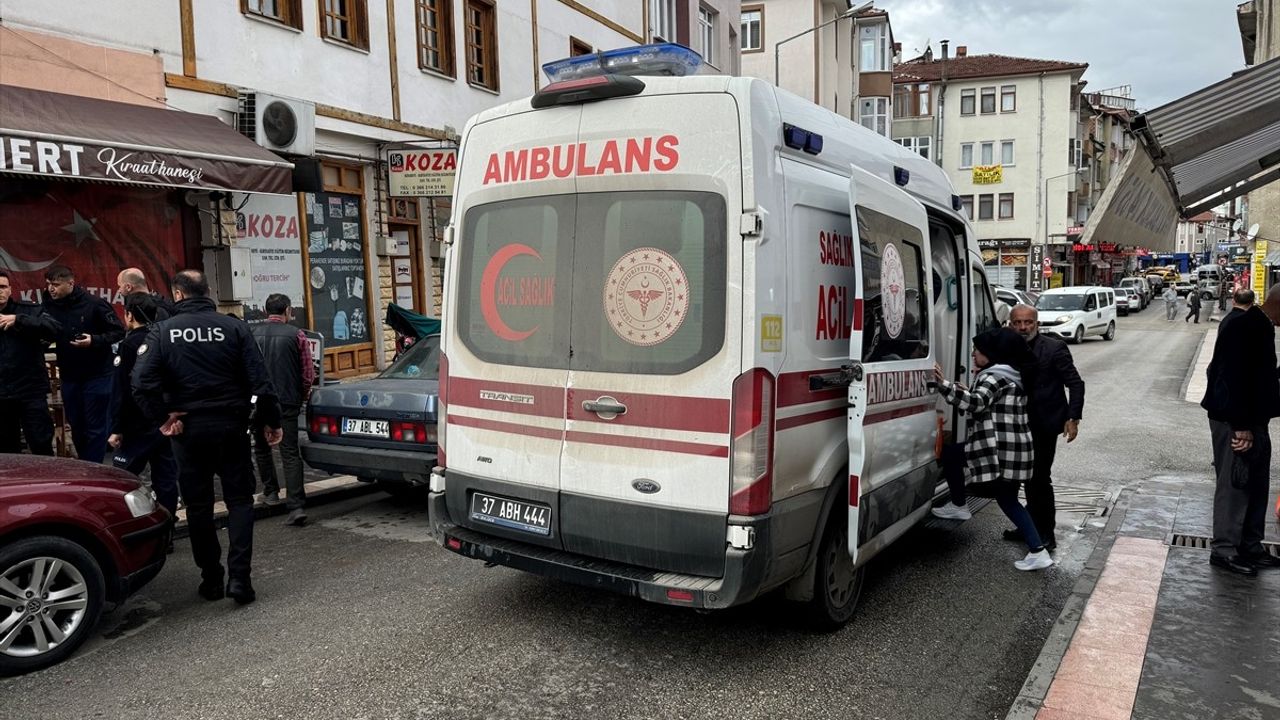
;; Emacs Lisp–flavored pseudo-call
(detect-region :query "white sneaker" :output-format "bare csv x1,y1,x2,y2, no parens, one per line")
1014,550,1054,571
931,503,972,521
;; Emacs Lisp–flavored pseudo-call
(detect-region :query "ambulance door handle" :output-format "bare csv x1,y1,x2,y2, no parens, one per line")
583,397,627,420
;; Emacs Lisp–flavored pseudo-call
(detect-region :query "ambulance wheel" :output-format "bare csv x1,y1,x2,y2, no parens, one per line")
1103,322,1115,341
807,514,864,630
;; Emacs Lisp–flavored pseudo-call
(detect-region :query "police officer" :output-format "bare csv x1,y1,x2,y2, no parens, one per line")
0,269,61,455
132,270,282,604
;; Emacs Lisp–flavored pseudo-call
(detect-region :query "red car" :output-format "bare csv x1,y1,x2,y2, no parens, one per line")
0,455,170,675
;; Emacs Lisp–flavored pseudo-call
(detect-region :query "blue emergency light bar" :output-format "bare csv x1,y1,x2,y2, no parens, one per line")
542,43,704,84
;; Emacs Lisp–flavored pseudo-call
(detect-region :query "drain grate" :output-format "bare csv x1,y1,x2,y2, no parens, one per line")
1019,487,1111,517
1168,534,1280,557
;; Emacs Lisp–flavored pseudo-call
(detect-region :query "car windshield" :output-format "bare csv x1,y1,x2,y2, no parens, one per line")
379,334,441,380
1037,294,1088,311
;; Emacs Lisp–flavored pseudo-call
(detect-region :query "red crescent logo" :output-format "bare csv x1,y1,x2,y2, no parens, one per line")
480,243,541,342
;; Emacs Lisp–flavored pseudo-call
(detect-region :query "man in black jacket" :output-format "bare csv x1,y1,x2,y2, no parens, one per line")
133,270,283,604
116,267,176,319
1009,304,1086,550
42,264,125,463
251,293,315,526
1200,288,1280,575
0,269,61,455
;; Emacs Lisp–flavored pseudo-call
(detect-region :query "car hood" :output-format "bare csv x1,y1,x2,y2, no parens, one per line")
309,378,439,415
1037,309,1083,320
0,454,141,492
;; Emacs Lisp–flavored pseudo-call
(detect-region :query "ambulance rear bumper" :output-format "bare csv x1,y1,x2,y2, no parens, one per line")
428,489,773,610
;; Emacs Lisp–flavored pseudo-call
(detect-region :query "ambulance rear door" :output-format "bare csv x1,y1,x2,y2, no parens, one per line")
846,167,935,565
557,91,743,578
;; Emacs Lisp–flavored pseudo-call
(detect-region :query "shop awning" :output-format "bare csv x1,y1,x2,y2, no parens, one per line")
1130,56,1280,217
0,84,293,194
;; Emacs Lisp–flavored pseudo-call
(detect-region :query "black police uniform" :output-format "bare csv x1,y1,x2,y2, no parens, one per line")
132,296,281,597
110,326,179,515
0,297,61,455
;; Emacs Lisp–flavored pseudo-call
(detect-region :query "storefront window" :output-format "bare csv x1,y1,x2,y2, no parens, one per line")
305,190,371,347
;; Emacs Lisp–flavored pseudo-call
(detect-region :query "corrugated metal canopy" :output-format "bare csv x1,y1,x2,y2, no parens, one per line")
1131,56,1280,217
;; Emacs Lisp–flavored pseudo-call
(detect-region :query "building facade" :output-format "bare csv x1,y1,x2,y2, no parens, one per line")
0,0,728,377
1239,0,1279,268
893,47,1098,289
738,1,892,130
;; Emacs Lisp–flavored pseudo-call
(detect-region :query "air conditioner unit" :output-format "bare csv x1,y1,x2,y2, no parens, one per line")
237,92,316,156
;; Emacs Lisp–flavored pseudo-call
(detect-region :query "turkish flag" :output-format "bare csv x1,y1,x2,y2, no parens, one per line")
0,181,191,315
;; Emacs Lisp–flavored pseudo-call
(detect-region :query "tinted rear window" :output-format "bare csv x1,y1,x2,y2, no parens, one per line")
458,192,727,374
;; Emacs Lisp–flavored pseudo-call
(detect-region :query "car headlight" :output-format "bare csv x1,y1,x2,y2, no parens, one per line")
1057,314,1074,323
125,487,157,518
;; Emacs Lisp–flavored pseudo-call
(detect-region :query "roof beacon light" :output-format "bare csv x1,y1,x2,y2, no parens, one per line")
542,43,704,84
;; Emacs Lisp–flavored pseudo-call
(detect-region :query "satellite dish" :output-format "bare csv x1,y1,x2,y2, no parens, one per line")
1247,223,1260,241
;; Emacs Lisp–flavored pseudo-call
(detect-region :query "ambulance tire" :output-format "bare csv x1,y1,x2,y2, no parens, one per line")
807,512,865,630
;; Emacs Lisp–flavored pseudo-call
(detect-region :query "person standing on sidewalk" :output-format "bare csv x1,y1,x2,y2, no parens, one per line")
1185,289,1202,323
1162,285,1179,322
251,293,314,526
933,327,1052,571
0,269,61,455
42,265,125,463
116,267,176,318
1007,304,1085,551
1199,288,1280,576
108,293,179,527
132,270,283,604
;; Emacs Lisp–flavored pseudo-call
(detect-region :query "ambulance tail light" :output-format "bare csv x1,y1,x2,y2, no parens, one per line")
437,352,448,468
730,369,776,516
531,74,646,109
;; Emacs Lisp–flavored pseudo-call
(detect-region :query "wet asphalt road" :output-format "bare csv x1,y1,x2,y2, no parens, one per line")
3,303,1236,720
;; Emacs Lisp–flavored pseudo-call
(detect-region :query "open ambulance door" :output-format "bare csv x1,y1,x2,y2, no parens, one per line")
845,168,934,567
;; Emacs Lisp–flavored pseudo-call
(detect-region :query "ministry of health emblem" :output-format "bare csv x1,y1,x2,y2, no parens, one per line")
604,247,690,347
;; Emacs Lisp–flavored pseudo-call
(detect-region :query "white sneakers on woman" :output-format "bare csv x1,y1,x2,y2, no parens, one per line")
931,503,972,521
1015,549,1054,571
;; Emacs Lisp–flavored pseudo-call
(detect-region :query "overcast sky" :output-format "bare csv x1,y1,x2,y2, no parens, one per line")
878,0,1249,109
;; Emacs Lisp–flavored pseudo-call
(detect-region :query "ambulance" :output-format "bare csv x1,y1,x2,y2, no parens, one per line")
428,45,1003,627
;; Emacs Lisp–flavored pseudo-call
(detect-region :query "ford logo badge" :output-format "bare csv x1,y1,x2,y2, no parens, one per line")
631,479,661,494
360,395,369,406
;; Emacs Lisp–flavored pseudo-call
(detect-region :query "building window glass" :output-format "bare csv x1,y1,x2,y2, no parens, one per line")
465,0,498,90
244,0,303,28
960,89,975,115
897,136,931,160
1001,84,1016,112
980,142,994,166
978,194,994,220
416,0,454,75
960,143,974,169
893,83,931,118
998,193,1014,219
859,97,889,137
320,0,368,49
859,23,889,71
1001,140,1015,166
741,7,762,52
698,5,717,66
570,37,592,56
980,86,996,114
651,0,677,41
960,195,974,220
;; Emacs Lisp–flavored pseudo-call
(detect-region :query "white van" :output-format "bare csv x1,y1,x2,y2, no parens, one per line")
1035,286,1117,343
428,45,1003,627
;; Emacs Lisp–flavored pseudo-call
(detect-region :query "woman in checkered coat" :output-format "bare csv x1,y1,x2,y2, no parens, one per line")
934,327,1053,571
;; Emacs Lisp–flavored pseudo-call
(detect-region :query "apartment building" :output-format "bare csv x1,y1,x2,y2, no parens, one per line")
738,1,893,130
0,1,730,376
893,45,1091,289
1173,212,1231,257
1238,1,1279,262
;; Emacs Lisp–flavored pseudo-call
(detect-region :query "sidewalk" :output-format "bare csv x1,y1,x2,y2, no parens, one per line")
1006,475,1280,720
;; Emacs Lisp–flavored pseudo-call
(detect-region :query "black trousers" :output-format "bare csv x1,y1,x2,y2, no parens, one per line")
1025,427,1059,541
171,414,256,581
0,397,54,456
1208,420,1271,559
254,406,305,510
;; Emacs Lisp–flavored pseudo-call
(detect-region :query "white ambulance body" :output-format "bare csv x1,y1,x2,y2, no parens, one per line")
429,46,1002,626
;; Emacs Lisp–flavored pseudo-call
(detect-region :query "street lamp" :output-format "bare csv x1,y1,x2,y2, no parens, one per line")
1042,167,1087,284
774,1,873,87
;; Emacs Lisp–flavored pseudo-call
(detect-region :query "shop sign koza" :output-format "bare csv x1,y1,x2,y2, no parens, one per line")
388,148,456,197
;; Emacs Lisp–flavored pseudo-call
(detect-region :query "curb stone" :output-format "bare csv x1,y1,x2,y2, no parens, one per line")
170,475,381,539
1004,488,1134,720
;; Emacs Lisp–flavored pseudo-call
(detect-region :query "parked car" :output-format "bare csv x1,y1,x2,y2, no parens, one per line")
1117,277,1151,308
1035,286,1118,343
1,455,170,675
302,334,441,493
1173,278,1196,296
993,285,1036,310
1121,287,1144,312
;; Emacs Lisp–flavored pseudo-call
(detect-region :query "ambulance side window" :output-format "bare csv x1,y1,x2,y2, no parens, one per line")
972,265,1000,332
857,206,929,363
